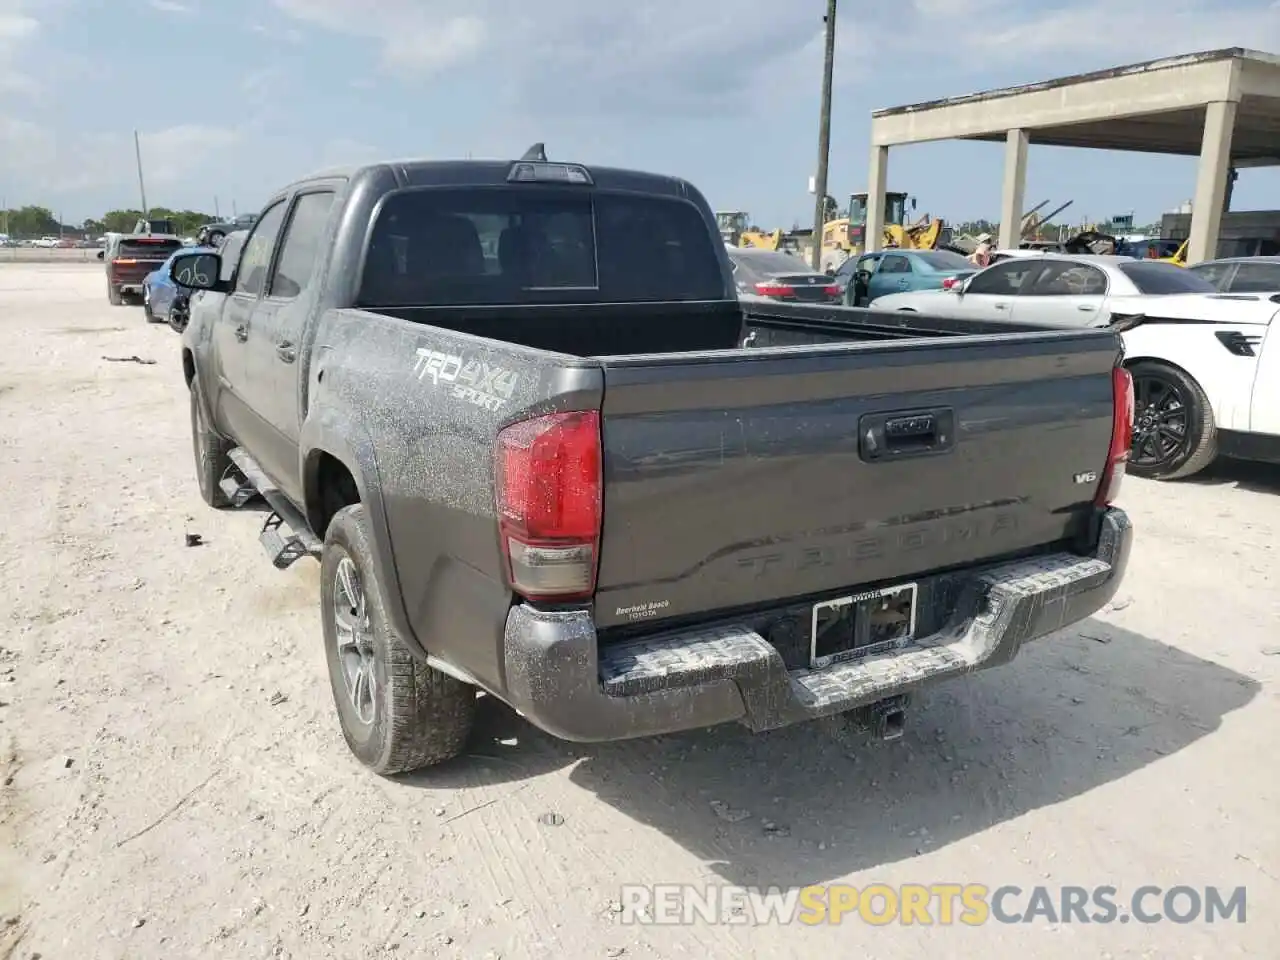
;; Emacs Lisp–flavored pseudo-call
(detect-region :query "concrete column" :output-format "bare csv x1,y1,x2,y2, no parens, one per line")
1188,100,1237,264
997,128,1029,250
865,145,888,252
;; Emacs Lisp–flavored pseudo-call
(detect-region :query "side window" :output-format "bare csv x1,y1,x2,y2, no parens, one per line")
966,261,1038,296
834,258,858,279
858,254,882,274
1189,262,1234,291
1024,261,1107,296
1229,262,1280,293
269,191,336,299
234,201,289,297
880,254,911,274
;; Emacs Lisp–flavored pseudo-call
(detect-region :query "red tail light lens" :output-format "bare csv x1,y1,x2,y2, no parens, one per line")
1095,366,1134,506
495,410,602,601
941,277,960,290
823,285,841,296
755,283,794,297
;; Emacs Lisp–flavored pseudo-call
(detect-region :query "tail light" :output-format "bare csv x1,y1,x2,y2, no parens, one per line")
113,258,137,265
755,282,793,297
1095,366,1134,506
495,410,602,602
823,284,841,296
941,277,961,290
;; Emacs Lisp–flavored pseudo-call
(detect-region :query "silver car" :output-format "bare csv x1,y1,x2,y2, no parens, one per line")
1187,256,1280,295
870,253,1217,326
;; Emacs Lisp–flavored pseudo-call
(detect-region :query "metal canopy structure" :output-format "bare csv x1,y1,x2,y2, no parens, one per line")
865,48,1280,262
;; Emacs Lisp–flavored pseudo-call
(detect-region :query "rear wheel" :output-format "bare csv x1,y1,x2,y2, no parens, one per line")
1127,360,1217,480
143,289,159,322
322,504,475,774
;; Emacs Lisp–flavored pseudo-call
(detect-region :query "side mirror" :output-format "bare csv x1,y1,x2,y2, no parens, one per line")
170,252,223,291
96,250,104,260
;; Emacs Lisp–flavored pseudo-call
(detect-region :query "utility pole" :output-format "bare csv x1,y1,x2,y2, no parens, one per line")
811,0,838,271
214,196,220,218
134,130,149,215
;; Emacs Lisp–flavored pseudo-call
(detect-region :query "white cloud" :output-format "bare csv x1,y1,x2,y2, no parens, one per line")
148,0,193,13
266,0,1280,116
0,0,39,95
0,120,241,198
270,0,485,74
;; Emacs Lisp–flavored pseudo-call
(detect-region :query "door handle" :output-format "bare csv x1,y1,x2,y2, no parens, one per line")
994,303,1008,310
233,323,248,342
276,340,296,363
897,279,909,288
1077,304,1097,311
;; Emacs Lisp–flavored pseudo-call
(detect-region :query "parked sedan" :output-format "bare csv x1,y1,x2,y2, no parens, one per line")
870,254,1217,326
833,248,975,306
1187,256,1280,294
727,247,842,303
143,245,214,327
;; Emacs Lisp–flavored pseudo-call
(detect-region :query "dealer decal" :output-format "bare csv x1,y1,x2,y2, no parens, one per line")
412,348,519,411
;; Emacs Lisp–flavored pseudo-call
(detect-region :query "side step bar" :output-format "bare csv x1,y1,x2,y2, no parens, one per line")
224,448,322,569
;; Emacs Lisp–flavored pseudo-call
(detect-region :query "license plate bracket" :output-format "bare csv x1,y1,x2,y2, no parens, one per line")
810,582,917,670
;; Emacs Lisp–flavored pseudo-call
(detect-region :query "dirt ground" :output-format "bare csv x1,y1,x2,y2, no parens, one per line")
1,262,1276,960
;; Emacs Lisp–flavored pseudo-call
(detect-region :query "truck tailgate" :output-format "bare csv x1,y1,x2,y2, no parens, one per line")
594,331,1121,632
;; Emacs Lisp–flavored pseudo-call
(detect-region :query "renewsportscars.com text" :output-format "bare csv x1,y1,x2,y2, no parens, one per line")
619,883,1247,926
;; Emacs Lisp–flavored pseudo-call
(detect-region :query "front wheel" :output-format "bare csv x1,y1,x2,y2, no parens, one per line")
322,504,476,775
1126,360,1217,480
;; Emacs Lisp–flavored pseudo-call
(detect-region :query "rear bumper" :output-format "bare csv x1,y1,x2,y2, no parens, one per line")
502,508,1132,743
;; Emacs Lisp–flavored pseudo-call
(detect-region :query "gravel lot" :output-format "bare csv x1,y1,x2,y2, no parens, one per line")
2,262,1277,959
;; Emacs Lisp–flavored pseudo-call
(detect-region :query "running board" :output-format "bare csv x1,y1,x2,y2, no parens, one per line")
227,447,322,569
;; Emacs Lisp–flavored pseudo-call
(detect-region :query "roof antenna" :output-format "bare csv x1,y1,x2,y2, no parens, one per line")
519,143,547,162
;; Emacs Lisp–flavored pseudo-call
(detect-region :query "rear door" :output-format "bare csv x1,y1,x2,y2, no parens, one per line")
948,259,1038,320
593,330,1121,631
212,199,289,450
243,187,338,498
1010,259,1109,326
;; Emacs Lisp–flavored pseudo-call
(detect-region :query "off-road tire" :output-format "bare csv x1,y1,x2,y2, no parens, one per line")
108,282,123,306
189,380,232,508
1126,360,1217,481
322,504,475,775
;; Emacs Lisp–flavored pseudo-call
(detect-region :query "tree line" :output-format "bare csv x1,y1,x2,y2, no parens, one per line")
0,205,222,238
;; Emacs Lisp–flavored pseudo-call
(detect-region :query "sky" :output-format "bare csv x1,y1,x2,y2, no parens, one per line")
1,0,1279,228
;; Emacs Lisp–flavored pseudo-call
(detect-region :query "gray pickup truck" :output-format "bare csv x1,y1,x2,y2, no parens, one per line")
172,149,1134,776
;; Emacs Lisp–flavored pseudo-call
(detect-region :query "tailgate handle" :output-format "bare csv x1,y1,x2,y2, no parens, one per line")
860,409,955,461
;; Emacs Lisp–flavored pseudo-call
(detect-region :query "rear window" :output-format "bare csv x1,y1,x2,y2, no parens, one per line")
729,250,811,277
912,250,972,271
1118,261,1217,295
357,187,725,306
119,238,182,259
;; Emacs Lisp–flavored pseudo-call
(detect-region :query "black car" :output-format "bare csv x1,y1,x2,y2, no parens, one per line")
727,247,842,303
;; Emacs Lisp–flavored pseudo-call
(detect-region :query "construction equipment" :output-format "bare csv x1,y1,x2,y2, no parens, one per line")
839,191,947,258
715,211,794,251
1021,200,1073,241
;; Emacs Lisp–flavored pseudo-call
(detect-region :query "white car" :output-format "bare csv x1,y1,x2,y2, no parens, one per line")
1119,292,1280,480
869,254,1217,327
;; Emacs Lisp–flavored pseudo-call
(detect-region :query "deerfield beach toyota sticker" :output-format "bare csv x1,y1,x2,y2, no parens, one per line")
412,348,520,411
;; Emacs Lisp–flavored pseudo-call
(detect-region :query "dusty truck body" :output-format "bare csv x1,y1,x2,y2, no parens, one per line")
174,152,1134,775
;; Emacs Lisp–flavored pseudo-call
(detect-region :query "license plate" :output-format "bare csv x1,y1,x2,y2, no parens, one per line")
810,582,917,670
